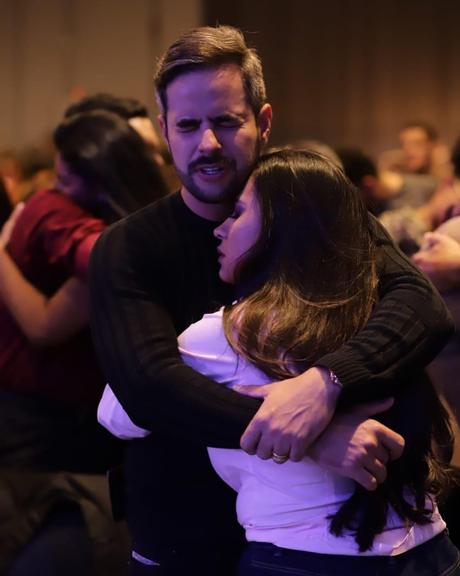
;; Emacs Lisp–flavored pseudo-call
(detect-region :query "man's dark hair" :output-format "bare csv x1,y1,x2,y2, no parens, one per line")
154,25,267,116
64,93,149,120
400,121,438,142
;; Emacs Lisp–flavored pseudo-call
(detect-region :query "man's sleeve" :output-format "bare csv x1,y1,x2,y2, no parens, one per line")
316,217,454,403
89,219,261,447
90,214,454,446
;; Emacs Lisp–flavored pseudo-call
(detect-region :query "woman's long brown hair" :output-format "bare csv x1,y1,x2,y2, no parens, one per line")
223,150,453,551
224,150,378,378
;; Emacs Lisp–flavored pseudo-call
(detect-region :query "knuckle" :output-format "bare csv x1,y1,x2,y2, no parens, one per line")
367,478,378,491
258,453,271,461
289,450,303,462
356,452,369,466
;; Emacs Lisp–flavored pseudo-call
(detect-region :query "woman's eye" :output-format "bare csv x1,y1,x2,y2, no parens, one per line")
229,209,240,219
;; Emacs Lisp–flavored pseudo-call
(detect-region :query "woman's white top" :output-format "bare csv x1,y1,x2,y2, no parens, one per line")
98,308,445,556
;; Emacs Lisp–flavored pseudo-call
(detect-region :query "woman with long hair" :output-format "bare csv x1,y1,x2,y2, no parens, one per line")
0,110,167,575
102,149,458,575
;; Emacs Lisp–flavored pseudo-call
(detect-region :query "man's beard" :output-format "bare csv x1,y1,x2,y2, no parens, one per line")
178,140,261,205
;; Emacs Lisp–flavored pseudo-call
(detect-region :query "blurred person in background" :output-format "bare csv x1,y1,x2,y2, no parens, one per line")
0,146,55,206
0,110,167,576
380,135,460,255
378,121,452,211
336,148,388,216
65,92,180,192
418,136,460,230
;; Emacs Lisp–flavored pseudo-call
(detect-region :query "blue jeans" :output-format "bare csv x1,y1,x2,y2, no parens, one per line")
238,531,460,576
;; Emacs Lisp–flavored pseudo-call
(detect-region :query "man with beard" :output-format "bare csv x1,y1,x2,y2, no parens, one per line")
90,26,452,575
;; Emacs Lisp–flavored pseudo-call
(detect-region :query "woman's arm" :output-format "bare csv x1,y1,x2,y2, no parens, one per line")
0,242,88,346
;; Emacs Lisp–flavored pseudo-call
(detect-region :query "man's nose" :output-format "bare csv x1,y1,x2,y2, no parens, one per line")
198,128,222,153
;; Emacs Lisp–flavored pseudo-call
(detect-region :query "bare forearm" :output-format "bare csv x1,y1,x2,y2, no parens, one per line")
0,244,88,345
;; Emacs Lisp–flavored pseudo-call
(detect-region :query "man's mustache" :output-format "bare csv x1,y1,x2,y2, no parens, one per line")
189,155,235,171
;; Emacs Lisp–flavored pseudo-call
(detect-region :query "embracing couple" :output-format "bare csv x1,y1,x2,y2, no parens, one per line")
91,26,458,576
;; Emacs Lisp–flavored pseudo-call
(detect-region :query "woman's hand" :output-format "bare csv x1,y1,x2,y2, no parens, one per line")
413,231,460,293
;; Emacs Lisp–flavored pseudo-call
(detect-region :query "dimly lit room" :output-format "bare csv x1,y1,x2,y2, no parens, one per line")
1,1,460,574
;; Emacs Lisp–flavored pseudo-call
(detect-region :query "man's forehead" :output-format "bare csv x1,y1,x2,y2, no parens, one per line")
400,128,429,142
165,65,251,118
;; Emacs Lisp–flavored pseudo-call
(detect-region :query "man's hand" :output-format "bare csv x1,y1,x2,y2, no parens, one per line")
233,367,340,462
308,398,405,491
413,231,460,293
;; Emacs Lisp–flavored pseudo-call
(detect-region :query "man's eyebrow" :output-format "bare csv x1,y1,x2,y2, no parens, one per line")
211,112,246,122
175,117,199,124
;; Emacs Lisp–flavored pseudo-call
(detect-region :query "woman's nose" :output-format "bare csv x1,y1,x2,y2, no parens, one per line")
214,220,227,240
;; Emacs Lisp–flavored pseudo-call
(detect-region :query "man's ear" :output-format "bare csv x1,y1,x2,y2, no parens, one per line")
258,103,273,146
158,114,168,144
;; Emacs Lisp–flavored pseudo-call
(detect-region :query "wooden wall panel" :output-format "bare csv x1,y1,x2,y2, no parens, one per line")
205,0,460,157
0,0,202,149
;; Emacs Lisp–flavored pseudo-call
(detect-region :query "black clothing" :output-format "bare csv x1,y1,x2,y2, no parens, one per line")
89,192,453,573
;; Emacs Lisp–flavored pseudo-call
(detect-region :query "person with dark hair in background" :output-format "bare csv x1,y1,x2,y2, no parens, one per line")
65,92,150,120
336,147,388,216
102,149,458,575
0,110,167,575
90,26,453,575
65,92,173,174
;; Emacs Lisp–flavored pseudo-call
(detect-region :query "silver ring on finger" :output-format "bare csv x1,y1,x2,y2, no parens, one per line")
271,451,289,464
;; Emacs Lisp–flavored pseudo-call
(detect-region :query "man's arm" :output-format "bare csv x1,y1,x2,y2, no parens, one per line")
89,214,261,447
237,218,454,460
318,218,453,396
90,212,452,454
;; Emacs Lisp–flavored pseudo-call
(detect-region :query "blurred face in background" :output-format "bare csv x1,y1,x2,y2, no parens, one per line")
55,154,89,206
399,127,434,174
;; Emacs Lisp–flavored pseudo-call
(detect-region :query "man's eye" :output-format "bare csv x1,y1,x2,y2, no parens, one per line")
176,121,199,132
217,118,241,129
229,209,240,219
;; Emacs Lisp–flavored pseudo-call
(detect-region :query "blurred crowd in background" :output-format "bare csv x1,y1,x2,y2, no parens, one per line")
2,88,460,574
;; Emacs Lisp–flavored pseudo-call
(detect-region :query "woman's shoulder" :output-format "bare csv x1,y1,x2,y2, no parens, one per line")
178,308,272,387
178,308,228,356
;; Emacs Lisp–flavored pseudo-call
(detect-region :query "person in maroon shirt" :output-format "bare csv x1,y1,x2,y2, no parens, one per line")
0,110,167,576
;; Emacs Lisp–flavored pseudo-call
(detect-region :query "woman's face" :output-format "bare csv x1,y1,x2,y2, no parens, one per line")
214,177,262,284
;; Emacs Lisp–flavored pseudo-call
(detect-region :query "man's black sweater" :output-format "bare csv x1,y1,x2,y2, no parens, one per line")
90,191,453,571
